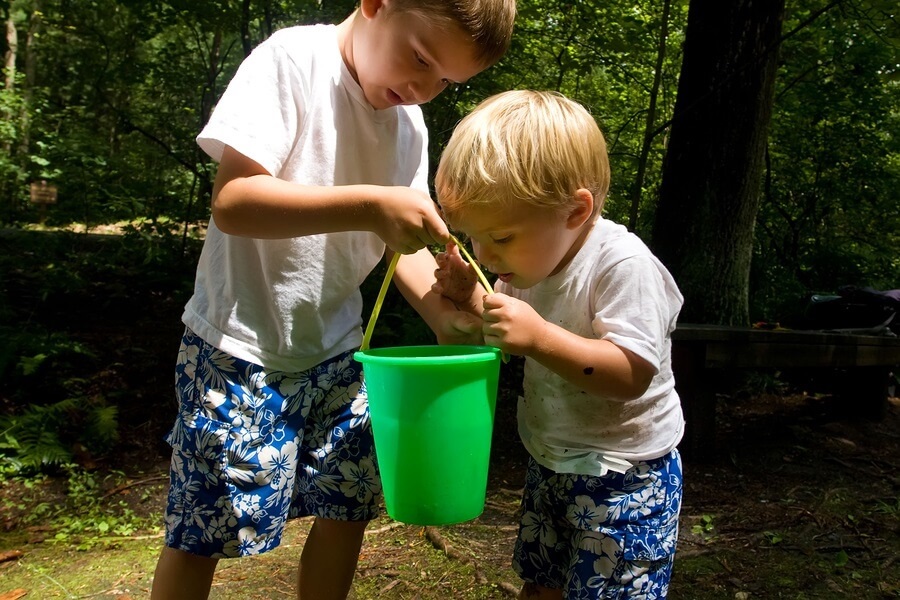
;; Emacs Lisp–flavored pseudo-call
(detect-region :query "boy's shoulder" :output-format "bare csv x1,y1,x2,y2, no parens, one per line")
241,24,343,85
261,23,337,53
592,217,652,259
246,23,340,70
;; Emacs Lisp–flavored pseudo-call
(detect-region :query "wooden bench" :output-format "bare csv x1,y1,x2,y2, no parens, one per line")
671,324,900,459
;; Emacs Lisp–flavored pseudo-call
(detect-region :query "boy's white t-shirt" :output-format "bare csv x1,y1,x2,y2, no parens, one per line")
183,25,430,372
496,217,685,476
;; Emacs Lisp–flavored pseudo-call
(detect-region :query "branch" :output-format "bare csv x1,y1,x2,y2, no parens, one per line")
423,526,517,596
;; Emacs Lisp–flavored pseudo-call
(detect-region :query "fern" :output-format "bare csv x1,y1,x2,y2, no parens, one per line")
0,395,118,474
83,405,120,449
2,420,73,470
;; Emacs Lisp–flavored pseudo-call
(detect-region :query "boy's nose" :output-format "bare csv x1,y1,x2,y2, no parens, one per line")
408,78,447,105
471,240,493,266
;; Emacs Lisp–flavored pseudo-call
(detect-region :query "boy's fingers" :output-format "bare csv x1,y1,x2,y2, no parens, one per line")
454,312,482,333
424,216,450,245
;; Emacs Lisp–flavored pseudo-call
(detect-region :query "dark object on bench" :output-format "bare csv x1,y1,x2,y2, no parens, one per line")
786,286,900,335
671,324,900,460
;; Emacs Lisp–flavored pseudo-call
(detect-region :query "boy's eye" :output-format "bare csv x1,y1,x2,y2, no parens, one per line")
416,53,428,67
492,235,513,244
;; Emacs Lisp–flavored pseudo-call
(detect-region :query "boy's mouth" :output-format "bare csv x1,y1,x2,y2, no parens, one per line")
495,272,513,283
387,89,404,105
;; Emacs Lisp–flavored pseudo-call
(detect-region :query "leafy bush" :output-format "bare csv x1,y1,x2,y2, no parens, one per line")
0,331,119,474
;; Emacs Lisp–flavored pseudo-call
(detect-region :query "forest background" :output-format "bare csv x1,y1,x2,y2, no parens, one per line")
0,0,899,598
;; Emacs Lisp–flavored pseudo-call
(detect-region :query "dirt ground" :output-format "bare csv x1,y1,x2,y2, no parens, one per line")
1,229,899,598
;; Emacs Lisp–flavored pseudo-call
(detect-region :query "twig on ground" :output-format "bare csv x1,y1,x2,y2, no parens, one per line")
365,522,406,536
80,572,131,597
101,475,168,499
498,581,520,596
824,456,883,479
379,579,403,594
424,527,492,587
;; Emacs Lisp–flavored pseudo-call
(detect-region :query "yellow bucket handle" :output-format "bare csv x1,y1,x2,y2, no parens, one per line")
360,251,401,352
360,236,498,353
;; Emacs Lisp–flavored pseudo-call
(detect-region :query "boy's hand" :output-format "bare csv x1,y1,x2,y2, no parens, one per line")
482,293,545,357
434,309,484,346
375,188,449,254
432,242,479,305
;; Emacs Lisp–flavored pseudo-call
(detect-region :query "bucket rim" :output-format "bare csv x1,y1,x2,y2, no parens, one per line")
354,345,501,365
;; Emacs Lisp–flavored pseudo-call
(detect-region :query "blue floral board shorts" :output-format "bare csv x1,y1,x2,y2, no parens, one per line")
513,450,683,599
163,328,380,558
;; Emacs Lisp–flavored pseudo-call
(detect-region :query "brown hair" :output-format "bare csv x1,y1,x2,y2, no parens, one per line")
388,0,517,66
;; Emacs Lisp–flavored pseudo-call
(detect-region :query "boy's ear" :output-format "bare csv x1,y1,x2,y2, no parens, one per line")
360,0,388,19
567,188,595,229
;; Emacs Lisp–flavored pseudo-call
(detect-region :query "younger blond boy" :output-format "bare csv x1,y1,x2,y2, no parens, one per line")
434,90,684,599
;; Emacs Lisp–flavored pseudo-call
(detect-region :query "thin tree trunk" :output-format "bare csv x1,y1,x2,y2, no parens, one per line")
628,0,672,232
3,12,16,222
4,14,15,89
18,4,39,163
196,29,222,216
651,0,786,326
241,0,252,57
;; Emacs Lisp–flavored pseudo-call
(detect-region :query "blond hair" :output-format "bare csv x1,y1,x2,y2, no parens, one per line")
387,0,517,66
436,90,610,219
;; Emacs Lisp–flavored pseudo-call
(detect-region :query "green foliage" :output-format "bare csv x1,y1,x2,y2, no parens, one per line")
0,333,119,474
2,464,163,550
691,513,716,541
0,0,896,321
752,0,900,320
0,224,203,477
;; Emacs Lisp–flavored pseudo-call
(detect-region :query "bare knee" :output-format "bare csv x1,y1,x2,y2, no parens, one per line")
151,546,218,600
310,517,368,539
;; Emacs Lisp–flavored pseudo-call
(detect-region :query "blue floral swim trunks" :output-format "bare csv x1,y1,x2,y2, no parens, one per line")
162,328,380,558
513,450,683,599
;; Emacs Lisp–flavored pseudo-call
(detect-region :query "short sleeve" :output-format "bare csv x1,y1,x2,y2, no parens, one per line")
196,40,308,175
591,256,676,374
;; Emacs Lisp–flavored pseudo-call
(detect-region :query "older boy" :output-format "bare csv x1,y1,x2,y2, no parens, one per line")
150,2,516,599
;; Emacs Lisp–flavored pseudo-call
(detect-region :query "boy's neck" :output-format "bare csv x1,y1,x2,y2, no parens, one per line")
335,10,360,84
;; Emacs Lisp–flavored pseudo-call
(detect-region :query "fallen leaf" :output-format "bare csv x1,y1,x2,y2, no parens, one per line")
0,589,28,600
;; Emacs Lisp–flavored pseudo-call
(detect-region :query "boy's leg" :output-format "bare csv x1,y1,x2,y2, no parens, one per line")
297,517,369,600
150,546,218,599
291,351,381,599
512,452,683,599
519,582,563,599
156,329,312,596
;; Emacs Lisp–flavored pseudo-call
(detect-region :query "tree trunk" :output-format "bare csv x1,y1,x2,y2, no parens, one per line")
195,28,222,214
651,0,785,326
628,0,672,232
4,13,15,90
18,4,39,163
241,0,252,57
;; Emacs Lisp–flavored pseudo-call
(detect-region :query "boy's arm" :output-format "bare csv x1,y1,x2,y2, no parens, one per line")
392,249,484,346
530,320,656,401
211,145,449,253
482,294,655,400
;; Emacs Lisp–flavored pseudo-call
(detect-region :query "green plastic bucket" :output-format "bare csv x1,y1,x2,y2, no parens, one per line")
354,345,501,526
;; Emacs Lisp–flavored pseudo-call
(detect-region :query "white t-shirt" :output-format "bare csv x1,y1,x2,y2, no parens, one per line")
497,217,685,476
183,25,430,372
